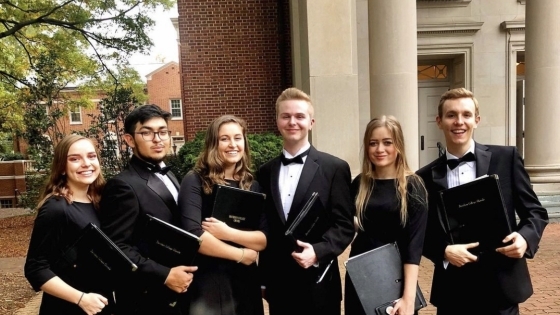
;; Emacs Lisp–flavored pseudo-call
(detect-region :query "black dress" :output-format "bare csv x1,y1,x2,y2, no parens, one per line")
178,172,268,315
344,176,428,315
24,197,111,315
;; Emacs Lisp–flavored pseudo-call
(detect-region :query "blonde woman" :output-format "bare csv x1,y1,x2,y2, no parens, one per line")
344,116,428,315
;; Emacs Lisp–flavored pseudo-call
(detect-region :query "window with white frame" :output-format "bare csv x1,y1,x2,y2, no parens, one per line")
0,199,13,208
69,107,82,124
170,99,182,119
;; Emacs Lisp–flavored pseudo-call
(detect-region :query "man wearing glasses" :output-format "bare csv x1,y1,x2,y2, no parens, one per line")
100,104,197,314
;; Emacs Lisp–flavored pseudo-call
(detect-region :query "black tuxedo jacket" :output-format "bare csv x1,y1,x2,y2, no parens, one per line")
99,155,183,314
257,146,354,314
417,143,548,307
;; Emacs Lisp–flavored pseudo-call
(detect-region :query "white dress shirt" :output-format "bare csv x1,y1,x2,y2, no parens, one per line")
443,139,476,269
278,143,310,220
154,162,178,203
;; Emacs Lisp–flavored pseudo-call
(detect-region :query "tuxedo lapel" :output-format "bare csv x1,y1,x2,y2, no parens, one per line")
474,142,491,177
288,148,319,222
167,171,180,189
130,157,177,214
147,175,177,211
431,155,449,191
269,157,286,224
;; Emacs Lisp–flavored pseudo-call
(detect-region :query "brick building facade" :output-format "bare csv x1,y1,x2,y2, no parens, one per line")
146,61,185,153
0,161,30,208
177,0,292,140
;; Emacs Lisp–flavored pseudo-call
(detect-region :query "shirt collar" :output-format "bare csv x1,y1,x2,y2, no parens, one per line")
446,139,475,160
282,142,311,159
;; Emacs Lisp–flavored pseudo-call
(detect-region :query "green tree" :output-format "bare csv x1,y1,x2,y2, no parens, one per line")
0,0,174,135
0,0,174,87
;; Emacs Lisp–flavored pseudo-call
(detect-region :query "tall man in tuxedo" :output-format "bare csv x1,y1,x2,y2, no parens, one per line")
99,105,197,314
417,88,548,315
257,87,354,315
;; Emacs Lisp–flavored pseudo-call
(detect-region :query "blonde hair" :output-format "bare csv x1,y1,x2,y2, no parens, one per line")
438,88,480,118
275,87,314,118
36,134,105,211
194,115,254,194
355,115,426,229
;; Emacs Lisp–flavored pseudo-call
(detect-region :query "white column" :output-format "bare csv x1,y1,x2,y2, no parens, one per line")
290,0,360,174
524,0,560,194
368,0,419,170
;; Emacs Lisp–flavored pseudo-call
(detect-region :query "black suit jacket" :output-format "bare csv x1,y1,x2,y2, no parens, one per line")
99,155,183,314
417,143,548,307
257,146,354,314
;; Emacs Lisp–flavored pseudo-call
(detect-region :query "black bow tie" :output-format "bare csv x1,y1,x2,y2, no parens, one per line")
152,165,172,175
281,149,310,166
447,152,476,170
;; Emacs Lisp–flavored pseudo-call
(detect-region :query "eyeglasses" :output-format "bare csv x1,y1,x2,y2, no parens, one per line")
134,130,171,141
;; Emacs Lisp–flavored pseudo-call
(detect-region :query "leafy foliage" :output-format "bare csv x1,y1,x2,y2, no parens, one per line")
0,152,25,161
174,132,206,179
0,0,175,88
0,0,173,136
81,86,141,179
247,133,284,170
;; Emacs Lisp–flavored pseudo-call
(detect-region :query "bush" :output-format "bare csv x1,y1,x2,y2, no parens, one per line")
0,152,26,161
247,133,284,169
20,173,47,211
175,132,283,179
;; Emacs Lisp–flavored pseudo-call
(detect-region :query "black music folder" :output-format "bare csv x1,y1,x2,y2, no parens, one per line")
211,184,266,231
345,243,427,315
284,192,327,251
143,214,201,267
59,223,138,273
439,174,512,254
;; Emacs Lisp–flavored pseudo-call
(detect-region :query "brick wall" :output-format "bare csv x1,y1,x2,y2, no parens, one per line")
178,0,292,139
0,161,30,207
146,62,185,153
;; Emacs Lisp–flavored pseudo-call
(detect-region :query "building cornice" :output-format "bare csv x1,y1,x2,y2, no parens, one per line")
417,0,472,9
501,20,525,32
417,21,484,37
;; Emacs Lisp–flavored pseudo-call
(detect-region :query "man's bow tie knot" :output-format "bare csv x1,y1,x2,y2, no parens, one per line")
446,152,475,170
281,149,310,166
152,165,172,175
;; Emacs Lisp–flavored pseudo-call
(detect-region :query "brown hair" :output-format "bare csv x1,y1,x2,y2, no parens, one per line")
36,134,105,210
275,87,314,118
194,115,254,194
355,115,426,229
438,87,480,118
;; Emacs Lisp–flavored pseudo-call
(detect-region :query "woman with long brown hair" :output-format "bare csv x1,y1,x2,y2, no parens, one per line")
25,134,110,315
178,115,267,315
345,115,428,315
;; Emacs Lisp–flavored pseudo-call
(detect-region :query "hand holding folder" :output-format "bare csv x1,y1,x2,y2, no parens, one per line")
142,214,202,268
345,243,427,315
141,215,202,309
439,174,512,254
285,192,322,251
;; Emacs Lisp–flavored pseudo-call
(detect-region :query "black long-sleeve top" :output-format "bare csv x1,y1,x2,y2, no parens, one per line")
24,197,108,315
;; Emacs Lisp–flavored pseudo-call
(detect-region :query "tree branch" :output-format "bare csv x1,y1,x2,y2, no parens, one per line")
0,0,76,38
0,70,29,87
